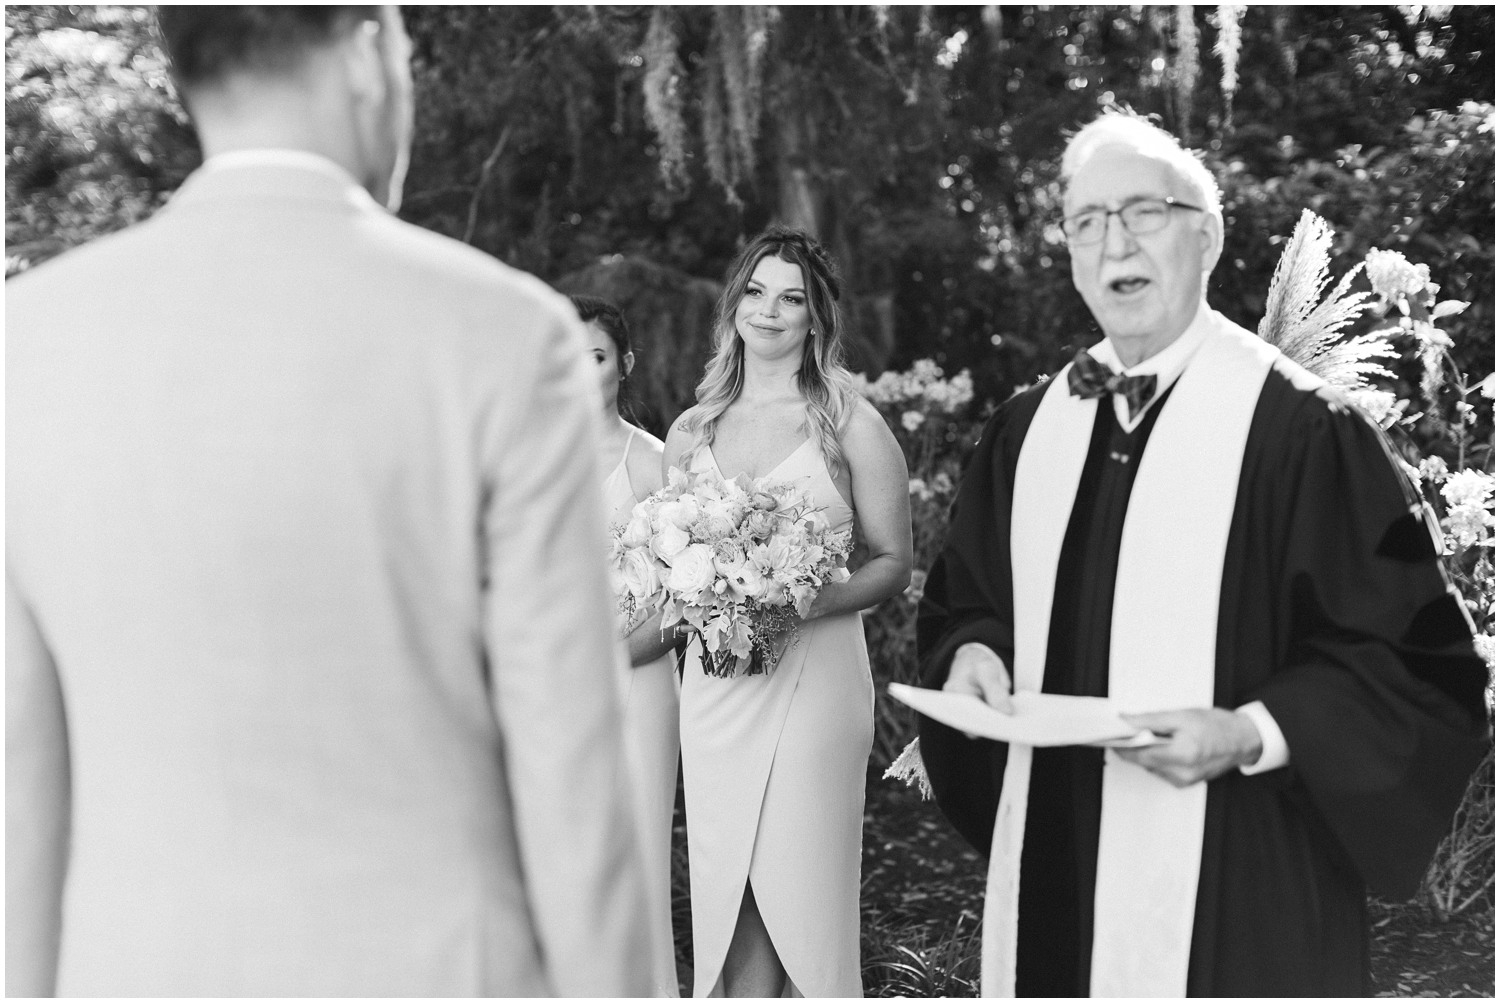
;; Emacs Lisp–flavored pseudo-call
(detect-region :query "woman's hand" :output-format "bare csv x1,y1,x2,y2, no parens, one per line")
624,612,681,667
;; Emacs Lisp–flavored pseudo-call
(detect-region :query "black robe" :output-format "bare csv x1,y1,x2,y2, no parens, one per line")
916,362,1490,997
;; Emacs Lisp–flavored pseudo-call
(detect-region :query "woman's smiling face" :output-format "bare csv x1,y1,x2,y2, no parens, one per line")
735,254,813,361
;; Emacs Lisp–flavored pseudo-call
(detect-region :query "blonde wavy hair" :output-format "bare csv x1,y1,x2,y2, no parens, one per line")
682,226,857,475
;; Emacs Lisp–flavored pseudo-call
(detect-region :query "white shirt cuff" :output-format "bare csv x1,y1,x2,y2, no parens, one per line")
1236,700,1290,775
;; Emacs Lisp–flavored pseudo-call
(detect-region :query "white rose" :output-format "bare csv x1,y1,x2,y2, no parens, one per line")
665,543,718,597
619,549,663,603
745,509,777,540
655,497,698,532
652,523,690,562
713,540,749,580
620,509,653,549
695,511,738,542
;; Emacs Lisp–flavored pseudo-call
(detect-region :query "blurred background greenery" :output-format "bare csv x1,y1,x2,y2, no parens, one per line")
6,5,1493,432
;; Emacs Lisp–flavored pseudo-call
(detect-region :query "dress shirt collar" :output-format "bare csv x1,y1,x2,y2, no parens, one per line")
1090,300,1215,432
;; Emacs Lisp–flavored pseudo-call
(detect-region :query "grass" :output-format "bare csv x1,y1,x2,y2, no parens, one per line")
664,771,1496,997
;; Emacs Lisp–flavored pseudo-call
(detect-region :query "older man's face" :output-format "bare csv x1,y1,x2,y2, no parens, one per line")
1064,144,1218,361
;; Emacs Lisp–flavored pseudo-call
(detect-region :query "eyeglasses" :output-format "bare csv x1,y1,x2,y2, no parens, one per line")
1060,197,1204,246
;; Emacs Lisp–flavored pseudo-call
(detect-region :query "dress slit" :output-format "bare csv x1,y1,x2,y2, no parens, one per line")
680,442,870,998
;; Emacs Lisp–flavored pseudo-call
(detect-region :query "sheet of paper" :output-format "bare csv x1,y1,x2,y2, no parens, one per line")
888,683,1163,748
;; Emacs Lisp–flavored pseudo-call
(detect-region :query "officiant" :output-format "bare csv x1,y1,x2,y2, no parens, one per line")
914,110,1489,997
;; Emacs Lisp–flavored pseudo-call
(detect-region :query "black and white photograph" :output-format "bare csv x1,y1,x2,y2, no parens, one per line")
5,5,1494,997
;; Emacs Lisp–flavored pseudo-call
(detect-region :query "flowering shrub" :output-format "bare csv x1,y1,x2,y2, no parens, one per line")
854,360,987,765
1356,250,1495,686
1244,229,1493,916
1379,268,1496,918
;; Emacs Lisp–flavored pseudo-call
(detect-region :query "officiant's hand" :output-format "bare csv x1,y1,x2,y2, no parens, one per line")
1115,708,1263,787
942,642,1014,714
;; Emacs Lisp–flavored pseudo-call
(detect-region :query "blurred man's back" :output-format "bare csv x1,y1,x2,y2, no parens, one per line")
6,7,650,995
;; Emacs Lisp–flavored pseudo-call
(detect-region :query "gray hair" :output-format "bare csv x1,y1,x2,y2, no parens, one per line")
1060,111,1223,223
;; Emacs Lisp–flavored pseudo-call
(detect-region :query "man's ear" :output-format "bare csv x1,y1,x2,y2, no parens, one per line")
1199,210,1225,276
340,16,388,107
623,351,636,378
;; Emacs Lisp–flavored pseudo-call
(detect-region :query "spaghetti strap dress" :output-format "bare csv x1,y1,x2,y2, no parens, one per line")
603,430,683,997
679,437,873,998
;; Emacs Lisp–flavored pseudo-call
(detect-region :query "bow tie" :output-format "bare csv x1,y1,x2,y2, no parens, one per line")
1067,350,1158,419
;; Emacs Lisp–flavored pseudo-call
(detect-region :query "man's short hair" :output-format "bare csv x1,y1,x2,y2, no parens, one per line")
1060,110,1224,222
155,6,381,90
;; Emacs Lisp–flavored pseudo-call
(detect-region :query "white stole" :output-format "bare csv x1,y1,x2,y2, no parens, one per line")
981,315,1278,997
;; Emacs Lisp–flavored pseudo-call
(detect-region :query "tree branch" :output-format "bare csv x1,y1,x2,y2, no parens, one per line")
463,124,511,246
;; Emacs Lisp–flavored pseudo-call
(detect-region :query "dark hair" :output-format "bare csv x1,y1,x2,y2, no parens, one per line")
155,6,380,90
570,294,640,420
570,295,632,377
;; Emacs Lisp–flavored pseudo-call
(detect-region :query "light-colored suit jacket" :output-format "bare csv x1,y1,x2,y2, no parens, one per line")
6,155,652,997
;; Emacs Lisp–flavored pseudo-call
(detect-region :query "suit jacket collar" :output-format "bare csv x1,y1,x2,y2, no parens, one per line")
166,149,384,215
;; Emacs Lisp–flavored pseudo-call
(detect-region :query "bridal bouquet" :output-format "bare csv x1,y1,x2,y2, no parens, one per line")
611,464,853,678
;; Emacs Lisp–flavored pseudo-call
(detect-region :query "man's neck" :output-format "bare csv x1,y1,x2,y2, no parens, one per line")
1106,301,1209,368
1111,334,1178,369
190,82,371,196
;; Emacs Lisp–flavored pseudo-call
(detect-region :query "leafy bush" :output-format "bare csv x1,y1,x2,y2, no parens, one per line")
4,6,196,275
854,360,988,767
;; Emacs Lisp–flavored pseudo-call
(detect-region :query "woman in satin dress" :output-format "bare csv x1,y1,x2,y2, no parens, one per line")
660,230,912,997
574,295,682,997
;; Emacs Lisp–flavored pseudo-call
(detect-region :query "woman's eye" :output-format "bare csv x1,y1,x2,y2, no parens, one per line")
784,296,804,306
591,351,607,364
745,288,762,299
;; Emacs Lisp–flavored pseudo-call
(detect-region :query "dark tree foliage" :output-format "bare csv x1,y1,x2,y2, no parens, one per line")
552,254,722,439
5,4,197,267
6,5,1494,413
889,5,1494,402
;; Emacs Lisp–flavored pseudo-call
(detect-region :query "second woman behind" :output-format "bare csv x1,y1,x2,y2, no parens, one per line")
663,228,912,997
574,295,682,997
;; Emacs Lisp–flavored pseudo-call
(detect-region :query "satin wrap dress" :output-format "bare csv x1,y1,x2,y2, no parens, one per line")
679,438,874,998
